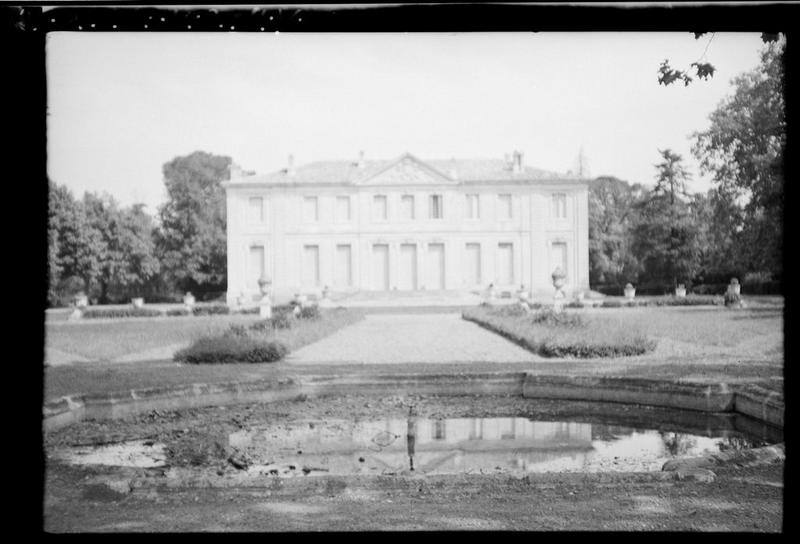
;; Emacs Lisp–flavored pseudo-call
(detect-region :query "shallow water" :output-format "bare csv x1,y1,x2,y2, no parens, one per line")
227,415,778,476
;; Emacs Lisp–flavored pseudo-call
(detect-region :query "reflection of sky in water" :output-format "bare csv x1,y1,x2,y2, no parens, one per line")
230,417,768,476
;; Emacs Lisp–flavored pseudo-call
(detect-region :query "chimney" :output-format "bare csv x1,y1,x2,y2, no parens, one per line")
448,158,458,180
287,154,295,176
512,150,523,174
229,162,243,180
357,150,365,169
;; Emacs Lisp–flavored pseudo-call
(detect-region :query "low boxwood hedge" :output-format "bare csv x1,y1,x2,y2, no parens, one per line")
462,306,656,358
174,335,289,364
192,303,230,316
81,307,163,319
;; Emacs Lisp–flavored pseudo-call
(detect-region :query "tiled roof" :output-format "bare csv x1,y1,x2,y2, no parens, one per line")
226,154,584,186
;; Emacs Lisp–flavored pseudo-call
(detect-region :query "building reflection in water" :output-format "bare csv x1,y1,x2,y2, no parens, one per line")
228,416,752,475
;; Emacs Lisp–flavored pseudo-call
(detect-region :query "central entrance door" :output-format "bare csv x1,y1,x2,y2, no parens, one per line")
427,243,445,290
465,243,481,286
372,244,390,290
399,244,418,290
498,243,514,286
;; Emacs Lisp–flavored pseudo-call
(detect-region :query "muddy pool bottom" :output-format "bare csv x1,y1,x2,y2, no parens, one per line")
52,396,782,478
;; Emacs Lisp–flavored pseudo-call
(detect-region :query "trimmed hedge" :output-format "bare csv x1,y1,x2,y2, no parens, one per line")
174,335,289,364
192,303,230,316
166,308,190,317
81,307,163,319
462,306,656,359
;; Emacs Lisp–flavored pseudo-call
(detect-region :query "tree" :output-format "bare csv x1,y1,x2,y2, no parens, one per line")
653,148,692,205
658,32,781,87
691,40,785,278
157,151,230,294
588,176,642,286
48,180,104,302
631,150,702,288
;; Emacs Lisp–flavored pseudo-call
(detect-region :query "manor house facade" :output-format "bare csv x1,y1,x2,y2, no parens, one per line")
223,152,589,304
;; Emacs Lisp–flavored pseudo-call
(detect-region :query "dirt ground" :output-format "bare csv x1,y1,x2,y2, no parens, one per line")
44,393,784,532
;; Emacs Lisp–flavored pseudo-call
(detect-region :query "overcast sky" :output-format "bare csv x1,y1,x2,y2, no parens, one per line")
47,31,766,213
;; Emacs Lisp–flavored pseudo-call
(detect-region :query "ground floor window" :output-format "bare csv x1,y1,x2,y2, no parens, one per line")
303,245,320,287
249,245,265,290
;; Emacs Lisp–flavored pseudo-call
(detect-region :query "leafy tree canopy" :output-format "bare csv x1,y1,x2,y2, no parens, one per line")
157,150,231,292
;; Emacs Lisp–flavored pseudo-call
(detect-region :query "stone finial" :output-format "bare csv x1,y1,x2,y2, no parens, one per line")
357,151,365,169
287,154,296,176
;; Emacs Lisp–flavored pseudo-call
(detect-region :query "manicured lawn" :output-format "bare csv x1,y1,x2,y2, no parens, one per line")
464,304,783,360
463,306,656,358
43,303,783,401
45,314,262,362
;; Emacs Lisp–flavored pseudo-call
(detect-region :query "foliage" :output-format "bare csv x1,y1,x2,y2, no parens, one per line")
528,308,585,327
81,307,163,319
191,303,230,316
166,308,191,317
462,307,656,358
174,335,289,364
631,150,703,288
724,291,743,308
156,151,230,294
48,180,161,306
299,305,321,320
691,40,785,278
588,176,643,285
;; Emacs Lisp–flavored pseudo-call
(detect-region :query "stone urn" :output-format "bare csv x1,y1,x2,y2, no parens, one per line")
131,297,144,308
237,292,246,306
258,276,273,319
74,293,88,309
624,283,636,300
183,292,195,308
675,284,686,298
517,284,530,302
552,267,567,311
729,278,741,295
552,267,567,291
322,285,330,300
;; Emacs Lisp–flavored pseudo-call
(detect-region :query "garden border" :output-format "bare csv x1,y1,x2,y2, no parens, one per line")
43,372,783,432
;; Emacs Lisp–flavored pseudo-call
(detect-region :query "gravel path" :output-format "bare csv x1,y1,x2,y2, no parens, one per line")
287,313,541,364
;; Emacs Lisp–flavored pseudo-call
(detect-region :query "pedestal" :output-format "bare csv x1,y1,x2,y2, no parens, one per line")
259,296,272,319
553,289,566,312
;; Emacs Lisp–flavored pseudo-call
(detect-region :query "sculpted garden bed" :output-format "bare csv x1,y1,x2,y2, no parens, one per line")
462,305,657,358
174,306,364,364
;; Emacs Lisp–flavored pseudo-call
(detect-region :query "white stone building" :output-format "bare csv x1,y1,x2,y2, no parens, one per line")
223,152,589,304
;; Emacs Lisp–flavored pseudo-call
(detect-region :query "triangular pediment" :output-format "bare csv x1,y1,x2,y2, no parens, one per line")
355,153,456,186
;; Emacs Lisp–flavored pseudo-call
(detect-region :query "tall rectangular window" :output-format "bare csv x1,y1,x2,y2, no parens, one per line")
303,196,318,222
429,194,443,219
465,194,480,219
373,195,388,221
303,245,320,287
249,245,265,290
335,244,352,287
498,194,512,220
247,197,264,225
400,194,415,220
336,195,351,222
552,193,567,219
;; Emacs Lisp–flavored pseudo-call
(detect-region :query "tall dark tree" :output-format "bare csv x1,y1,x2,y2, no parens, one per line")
48,181,104,302
691,40,785,278
588,176,642,286
632,150,702,288
157,151,230,295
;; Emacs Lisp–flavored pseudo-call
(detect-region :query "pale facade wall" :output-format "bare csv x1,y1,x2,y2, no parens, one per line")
225,183,589,304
